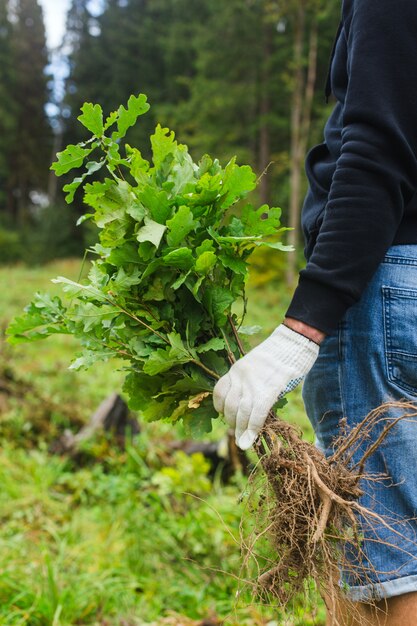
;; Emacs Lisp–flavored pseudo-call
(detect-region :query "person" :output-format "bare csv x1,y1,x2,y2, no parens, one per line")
213,0,417,624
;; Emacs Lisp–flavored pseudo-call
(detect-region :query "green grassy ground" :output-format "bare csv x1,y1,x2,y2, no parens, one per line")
0,259,324,625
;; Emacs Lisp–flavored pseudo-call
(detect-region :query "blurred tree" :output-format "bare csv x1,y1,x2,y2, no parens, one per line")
281,0,340,284
0,0,16,220
62,0,97,145
158,0,338,213
7,0,51,226
63,0,168,151
160,0,263,172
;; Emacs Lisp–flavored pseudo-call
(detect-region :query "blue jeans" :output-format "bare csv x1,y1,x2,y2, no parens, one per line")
303,245,417,602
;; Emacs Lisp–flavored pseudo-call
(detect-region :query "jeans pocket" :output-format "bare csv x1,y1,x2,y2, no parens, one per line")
383,286,417,395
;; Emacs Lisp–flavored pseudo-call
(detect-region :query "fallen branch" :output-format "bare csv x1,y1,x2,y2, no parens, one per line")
52,393,140,454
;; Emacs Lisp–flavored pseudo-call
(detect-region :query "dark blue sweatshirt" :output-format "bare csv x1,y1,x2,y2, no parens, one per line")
286,0,417,334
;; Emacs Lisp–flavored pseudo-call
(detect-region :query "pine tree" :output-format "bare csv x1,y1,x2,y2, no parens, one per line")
160,0,260,164
0,0,16,218
62,0,205,156
159,0,288,204
280,0,340,282
8,0,51,225
61,0,96,146
64,0,159,152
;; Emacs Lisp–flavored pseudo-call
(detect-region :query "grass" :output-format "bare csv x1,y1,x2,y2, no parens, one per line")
0,258,324,625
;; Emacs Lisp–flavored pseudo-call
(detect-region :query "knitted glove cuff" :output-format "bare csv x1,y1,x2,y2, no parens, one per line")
270,324,320,374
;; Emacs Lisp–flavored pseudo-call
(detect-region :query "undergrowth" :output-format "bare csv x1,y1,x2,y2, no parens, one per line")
0,260,324,625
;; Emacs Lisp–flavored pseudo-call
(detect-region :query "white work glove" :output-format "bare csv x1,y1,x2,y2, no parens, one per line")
213,324,320,450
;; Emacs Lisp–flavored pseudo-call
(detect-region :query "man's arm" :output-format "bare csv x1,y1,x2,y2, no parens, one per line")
284,317,326,345
286,0,417,334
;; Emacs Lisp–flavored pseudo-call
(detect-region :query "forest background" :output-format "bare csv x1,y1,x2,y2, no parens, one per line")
0,0,340,280
0,0,340,624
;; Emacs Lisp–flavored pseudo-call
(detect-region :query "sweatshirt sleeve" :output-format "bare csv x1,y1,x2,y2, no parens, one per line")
286,0,417,334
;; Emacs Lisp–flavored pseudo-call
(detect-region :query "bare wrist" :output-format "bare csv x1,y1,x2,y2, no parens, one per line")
283,317,326,345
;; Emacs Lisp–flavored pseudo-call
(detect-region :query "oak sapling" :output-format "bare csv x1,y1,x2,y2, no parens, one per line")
7,93,291,437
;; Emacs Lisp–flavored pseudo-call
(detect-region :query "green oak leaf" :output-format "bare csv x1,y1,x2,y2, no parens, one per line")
196,338,225,353
254,241,294,251
107,242,141,266
51,144,94,176
151,124,177,169
166,206,198,247
196,239,215,256
227,216,245,237
63,160,105,203
208,226,261,247
73,301,117,333
167,331,187,352
195,251,216,274
169,146,195,195
136,217,167,248
140,258,163,281
6,293,68,343
143,276,168,301
171,271,191,290
143,345,192,375
63,177,84,204
183,398,216,437
221,158,257,208
142,396,177,422
77,102,104,137
126,145,150,181
51,276,106,301
127,337,154,359
85,180,135,238
125,200,146,223
88,263,109,289
104,110,118,131
219,253,247,275
99,216,130,248
202,286,235,326
138,185,171,224
113,94,150,140
163,247,194,270
138,241,156,262
155,372,212,397
69,349,114,371
110,267,142,290
122,371,165,412
241,203,283,237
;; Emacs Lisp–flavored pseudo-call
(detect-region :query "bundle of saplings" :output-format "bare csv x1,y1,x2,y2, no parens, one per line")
8,95,412,611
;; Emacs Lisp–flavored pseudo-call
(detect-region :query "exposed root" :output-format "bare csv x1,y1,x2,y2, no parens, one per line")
239,401,417,613
311,491,332,544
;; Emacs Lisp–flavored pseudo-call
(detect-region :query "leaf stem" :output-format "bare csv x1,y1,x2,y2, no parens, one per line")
190,359,220,380
106,296,169,344
228,315,246,356
108,295,220,379
220,328,236,366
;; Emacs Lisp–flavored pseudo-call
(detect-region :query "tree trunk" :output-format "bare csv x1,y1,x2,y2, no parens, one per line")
286,1,305,286
258,14,272,205
286,5,318,287
48,127,64,207
301,20,318,150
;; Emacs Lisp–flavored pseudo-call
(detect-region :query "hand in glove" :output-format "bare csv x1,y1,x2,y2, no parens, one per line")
213,323,320,450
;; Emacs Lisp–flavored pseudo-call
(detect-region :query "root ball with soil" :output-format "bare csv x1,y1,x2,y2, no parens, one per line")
239,402,417,611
